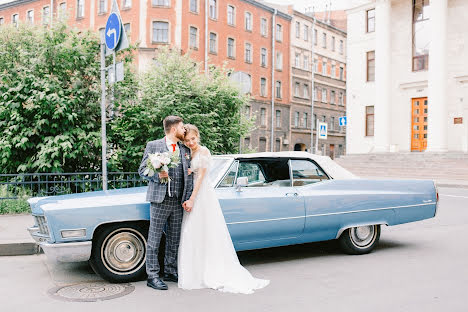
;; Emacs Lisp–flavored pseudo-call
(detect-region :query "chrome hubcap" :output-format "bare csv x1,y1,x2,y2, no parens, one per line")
350,225,375,248
102,229,146,275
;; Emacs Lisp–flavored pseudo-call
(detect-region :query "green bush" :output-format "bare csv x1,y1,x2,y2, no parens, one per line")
0,199,31,215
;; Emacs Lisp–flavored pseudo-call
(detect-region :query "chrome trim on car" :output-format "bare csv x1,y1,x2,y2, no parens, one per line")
227,215,304,225
40,241,92,262
28,226,50,243
335,223,385,239
33,215,50,236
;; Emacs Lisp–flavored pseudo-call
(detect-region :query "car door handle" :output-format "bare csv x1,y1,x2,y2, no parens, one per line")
285,192,298,197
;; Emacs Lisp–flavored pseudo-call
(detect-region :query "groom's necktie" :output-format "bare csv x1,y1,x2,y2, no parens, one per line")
171,144,177,152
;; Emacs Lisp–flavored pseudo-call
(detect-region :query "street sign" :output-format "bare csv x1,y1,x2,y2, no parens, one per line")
318,122,328,140
108,62,124,85
339,116,347,126
105,0,129,56
105,13,121,51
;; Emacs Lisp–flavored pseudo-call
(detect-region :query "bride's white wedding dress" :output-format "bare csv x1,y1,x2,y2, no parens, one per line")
178,146,269,294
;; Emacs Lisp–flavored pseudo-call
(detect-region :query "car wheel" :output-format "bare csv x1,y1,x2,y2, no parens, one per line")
338,224,381,255
89,222,148,283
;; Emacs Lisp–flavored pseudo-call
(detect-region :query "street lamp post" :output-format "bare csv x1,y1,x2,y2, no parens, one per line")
308,8,317,154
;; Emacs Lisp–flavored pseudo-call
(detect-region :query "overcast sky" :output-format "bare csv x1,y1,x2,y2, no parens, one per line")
0,0,360,10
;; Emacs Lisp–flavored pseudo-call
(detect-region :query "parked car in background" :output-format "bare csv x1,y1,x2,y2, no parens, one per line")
28,152,438,282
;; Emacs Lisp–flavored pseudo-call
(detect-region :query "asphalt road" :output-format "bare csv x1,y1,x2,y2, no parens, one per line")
1,187,467,312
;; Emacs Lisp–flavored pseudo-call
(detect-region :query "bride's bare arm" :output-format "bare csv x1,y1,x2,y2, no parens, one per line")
183,149,210,212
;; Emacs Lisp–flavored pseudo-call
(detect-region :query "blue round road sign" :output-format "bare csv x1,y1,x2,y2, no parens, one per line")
105,13,121,51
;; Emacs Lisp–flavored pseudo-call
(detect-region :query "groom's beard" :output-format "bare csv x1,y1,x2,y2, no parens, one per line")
175,132,185,141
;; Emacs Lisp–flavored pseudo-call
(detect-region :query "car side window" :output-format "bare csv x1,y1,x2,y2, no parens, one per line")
218,161,238,188
237,158,291,187
291,159,329,186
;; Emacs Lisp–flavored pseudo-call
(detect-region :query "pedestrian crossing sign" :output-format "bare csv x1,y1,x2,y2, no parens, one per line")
318,122,327,140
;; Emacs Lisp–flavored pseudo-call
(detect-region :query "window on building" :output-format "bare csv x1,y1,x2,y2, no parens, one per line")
98,0,106,13
124,23,131,37
366,106,374,136
339,67,344,80
313,87,318,100
412,0,430,71
261,48,267,67
59,2,66,20
367,8,375,33
330,117,335,131
339,92,344,105
322,88,327,103
276,81,282,98
245,12,252,31
367,51,375,81
190,26,198,49
313,114,317,129
261,108,266,126
331,64,336,78
43,6,50,24
227,5,235,25
244,137,250,149
295,53,300,67
190,0,197,13
304,25,309,41
245,43,252,63
244,105,251,117
294,112,299,127
259,138,267,152
153,0,169,5
27,10,34,24
331,36,335,51
12,14,18,27
153,21,169,43
276,51,282,70
276,110,281,127
123,0,132,9
304,55,309,70
322,60,327,76
77,0,84,18
314,59,318,72
304,84,309,99
0,17,4,26
294,82,300,97
227,38,235,58
261,18,267,36
260,77,266,97
331,90,335,104
339,40,343,54
275,139,281,152
322,32,327,48
209,0,217,19
314,29,317,45
209,32,217,53
276,24,282,41
303,113,308,128
295,21,300,38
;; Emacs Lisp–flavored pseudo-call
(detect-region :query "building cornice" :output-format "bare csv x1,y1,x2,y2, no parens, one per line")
0,0,38,10
295,10,347,35
241,0,292,21
455,75,468,84
346,1,375,15
399,80,428,90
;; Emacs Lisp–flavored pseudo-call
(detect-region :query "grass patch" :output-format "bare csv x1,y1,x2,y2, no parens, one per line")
0,199,31,215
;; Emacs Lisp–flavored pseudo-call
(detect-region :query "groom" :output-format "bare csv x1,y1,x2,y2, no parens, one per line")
138,115,194,290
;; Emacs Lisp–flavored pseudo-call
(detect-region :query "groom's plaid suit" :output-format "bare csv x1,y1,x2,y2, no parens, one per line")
138,138,193,278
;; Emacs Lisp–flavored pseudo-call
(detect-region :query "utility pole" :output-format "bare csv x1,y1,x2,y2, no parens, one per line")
307,7,317,154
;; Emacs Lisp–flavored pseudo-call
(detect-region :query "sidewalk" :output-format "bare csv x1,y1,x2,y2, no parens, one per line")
0,214,40,256
1,178,467,257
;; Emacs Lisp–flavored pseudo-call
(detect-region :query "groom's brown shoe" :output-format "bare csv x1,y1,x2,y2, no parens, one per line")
163,273,178,283
147,277,168,290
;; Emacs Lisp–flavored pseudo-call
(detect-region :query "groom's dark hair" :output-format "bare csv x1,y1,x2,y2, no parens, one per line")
163,115,184,133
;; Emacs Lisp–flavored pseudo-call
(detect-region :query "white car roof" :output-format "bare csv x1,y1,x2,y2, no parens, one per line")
214,151,357,180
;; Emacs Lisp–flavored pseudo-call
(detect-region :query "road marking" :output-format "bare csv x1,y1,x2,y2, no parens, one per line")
439,194,468,199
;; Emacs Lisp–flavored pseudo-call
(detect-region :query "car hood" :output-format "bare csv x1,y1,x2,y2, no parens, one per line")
28,187,148,215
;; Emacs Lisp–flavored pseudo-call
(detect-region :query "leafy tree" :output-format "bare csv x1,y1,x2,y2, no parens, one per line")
108,48,253,172
0,23,136,173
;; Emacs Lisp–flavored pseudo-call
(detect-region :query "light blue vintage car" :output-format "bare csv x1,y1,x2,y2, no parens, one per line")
28,152,438,282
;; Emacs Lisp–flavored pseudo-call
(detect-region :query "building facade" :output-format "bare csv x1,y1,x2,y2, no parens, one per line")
346,0,468,154
288,8,347,159
0,0,291,153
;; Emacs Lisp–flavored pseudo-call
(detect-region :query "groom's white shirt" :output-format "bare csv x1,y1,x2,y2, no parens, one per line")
165,136,180,153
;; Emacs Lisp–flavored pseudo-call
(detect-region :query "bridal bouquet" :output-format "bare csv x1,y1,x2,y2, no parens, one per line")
143,151,181,184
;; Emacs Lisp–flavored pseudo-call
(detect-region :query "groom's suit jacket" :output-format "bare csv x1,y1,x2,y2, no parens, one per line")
138,138,193,204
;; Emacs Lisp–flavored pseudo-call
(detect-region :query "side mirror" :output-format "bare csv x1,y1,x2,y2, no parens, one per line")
236,177,248,191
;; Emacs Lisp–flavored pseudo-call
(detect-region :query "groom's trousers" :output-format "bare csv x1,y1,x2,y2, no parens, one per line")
146,196,184,278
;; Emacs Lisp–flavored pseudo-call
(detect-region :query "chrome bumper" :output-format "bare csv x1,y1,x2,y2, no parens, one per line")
28,226,50,243
40,241,92,263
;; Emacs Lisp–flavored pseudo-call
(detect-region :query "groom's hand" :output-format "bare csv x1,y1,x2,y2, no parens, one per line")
159,171,169,179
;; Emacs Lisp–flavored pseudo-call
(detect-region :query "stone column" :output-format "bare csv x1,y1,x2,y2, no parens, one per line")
427,0,448,152
373,0,392,152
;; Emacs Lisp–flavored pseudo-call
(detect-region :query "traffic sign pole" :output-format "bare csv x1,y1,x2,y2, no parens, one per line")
100,42,108,191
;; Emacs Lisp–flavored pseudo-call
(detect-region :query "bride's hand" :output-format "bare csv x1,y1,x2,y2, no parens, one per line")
187,168,193,175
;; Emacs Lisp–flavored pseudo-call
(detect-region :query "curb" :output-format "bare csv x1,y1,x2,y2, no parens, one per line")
0,242,42,256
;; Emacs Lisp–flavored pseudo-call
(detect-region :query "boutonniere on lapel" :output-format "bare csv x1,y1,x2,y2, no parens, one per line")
184,153,191,161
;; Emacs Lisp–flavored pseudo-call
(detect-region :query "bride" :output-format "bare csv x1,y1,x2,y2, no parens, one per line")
178,124,269,294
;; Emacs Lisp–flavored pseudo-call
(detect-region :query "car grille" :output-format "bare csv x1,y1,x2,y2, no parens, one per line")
34,216,50,235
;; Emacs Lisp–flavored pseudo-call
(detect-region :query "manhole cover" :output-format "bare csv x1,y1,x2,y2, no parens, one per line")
48,282,135,302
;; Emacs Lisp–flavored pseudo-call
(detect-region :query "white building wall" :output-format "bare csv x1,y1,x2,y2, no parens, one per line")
347,0,468,154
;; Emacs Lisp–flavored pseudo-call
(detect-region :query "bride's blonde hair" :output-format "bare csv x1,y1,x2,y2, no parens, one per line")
184,124,200,141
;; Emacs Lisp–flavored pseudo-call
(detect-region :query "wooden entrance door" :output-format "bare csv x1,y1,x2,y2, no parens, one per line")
411,97,428,152
329,144,335,159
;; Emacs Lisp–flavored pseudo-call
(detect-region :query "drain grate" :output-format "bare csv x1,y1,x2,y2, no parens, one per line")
48,282,135,302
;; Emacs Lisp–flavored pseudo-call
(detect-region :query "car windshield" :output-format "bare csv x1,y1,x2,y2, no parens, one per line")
209,158,231,183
